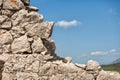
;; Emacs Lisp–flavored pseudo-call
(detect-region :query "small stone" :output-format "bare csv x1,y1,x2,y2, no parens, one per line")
26,11,43,23
2,44,11,53
26,55,34,64
64,57,72,63
26,6,39,11
86,60,101,71
11,9,28,26
0,32,13,45
32,36,47,54
1,10,15,17
75,63,86,69
1,18,12,29
80,71,95,80
11,35,31,54
0,15,8,24
3,0,25,10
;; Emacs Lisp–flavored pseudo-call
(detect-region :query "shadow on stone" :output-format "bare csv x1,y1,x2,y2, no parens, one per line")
0,60,5,80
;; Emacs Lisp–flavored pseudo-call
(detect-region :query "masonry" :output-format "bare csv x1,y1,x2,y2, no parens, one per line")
0,0,120,80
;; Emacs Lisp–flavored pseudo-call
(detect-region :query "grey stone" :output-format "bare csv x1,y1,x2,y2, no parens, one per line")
11,35,31,54
42,38,56,55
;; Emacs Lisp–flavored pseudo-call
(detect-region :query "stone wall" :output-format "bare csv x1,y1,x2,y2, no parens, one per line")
0,0,120,80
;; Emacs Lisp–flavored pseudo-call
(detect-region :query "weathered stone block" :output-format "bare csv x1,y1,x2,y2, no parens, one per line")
11,35,31,54
3,0,25,10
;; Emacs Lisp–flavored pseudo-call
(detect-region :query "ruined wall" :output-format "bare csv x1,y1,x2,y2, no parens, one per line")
0,0,120,80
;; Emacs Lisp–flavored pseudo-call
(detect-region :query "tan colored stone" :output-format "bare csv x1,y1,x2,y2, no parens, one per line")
0,15,8,24
0,0,3,7
11,9,28,26
32,36,47,54
80,71,95,80
0,32,13,45
58,63,81,74
11,35,31,54
1,10,15,17
97,70,120,80
1,18,12,29
2,73,16,80
3,0,25,10
86,60,101,71
2,44,11,53
26,22,54,38
64,57,72,63
25,60,39,73
16,72,38,80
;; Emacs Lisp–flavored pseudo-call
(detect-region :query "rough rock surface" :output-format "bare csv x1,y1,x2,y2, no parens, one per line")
0,0,120,80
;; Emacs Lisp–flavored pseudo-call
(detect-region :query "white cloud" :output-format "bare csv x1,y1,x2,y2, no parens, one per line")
109,49,117,53
55,20,81,28
91,51,107,56
90,49,119,56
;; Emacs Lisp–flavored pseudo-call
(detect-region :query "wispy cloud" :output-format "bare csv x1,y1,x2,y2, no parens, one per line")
55,20,82,28
90,49,119,56
91,51,107,56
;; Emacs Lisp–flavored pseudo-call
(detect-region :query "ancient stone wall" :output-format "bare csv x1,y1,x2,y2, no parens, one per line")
0,0,120,80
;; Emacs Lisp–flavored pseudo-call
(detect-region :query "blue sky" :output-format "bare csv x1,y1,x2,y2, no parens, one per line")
31,0,120,64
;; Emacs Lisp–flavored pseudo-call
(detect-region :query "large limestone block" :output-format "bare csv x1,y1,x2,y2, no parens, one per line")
26,22,54,38
11,9,43,26
11,35,31,54
0,32,13,45
97,70,120,80
32,36,47,54
11,9,28,26
3,0,25,10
